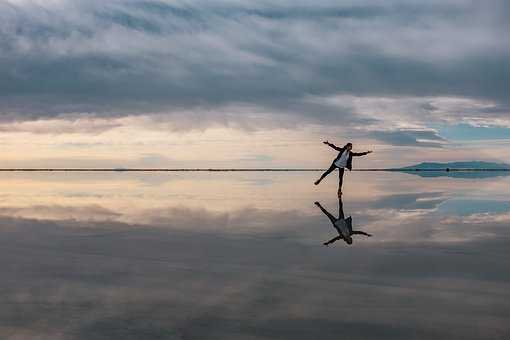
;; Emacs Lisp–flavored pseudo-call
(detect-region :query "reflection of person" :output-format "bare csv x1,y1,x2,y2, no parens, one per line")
314,141,372,196
314,197,372,246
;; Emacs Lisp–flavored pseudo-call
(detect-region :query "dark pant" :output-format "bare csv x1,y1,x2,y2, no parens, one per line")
338,168,345,190
316,164,346,186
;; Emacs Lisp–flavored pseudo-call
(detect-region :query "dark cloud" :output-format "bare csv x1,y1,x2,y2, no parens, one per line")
0,0,508,133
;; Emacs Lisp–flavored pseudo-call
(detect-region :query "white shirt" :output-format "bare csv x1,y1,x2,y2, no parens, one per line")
334,150,350,168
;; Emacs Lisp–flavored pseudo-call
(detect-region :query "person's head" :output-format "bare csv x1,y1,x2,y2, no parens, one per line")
344,142,353,151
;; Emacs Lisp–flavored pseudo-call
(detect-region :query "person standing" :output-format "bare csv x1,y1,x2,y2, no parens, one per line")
314,141,372,196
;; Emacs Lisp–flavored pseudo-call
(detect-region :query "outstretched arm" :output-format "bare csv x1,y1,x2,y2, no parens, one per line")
352,230,372,237
323,235,343,246
323,140,342,151
351,150,373,157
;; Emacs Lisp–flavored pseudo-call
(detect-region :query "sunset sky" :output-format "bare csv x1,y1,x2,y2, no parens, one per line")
1,0,509,168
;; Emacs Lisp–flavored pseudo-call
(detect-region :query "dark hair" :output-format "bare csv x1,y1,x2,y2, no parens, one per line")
344,143,353,149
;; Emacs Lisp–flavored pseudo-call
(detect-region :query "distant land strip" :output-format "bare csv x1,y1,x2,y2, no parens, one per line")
0,168,509,172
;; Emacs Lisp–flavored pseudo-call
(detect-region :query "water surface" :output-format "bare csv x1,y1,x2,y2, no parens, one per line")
1,171,509,339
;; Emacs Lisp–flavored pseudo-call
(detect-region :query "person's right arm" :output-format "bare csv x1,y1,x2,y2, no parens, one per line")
323,140,342,151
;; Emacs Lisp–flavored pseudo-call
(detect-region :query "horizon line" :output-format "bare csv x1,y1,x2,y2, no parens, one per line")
0,168,509,172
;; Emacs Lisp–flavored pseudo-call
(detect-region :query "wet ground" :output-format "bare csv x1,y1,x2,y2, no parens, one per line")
1,171,509,339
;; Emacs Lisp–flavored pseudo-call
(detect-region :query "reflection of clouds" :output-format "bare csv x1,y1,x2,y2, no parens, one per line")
1,172,509,217
349,191,510,244
435,212,510,242
1,172,510,339
2,209,510,339
0,190,507,248
437,199,510,216
0,205,120,222
366,191,447,211
0,172,322,214
1,185,509,247
352,191,447,242
464,212,510,224
362,209,510,244
2,171,510,339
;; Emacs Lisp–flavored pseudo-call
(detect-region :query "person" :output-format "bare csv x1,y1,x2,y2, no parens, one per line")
314,197,372,246
314,141,372,196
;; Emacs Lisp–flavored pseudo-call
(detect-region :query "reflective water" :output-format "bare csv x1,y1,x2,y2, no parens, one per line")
1,172,509,339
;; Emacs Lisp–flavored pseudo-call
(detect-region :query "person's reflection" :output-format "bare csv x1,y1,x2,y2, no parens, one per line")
314,197,372,246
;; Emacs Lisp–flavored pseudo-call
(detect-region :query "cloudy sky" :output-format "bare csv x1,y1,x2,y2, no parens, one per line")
1,0,509,168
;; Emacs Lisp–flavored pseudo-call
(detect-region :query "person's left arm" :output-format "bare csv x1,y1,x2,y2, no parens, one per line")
351,150,373,157
323,140,343,151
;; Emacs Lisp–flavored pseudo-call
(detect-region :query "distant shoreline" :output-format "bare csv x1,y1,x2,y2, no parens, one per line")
0,168,509,172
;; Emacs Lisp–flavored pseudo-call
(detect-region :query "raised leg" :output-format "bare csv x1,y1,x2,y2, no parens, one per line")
314,201,337,224
315,164,336,185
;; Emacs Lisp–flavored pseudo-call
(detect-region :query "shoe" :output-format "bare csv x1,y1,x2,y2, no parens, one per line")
314,180,320,185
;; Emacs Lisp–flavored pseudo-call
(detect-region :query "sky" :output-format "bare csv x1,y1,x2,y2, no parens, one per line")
0,0,509,168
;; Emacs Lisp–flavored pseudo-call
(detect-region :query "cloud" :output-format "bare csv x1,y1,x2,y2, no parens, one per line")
368,128,446,148
0,204,121,222
237,154,273,162
0,116,123,134
0,0,508,134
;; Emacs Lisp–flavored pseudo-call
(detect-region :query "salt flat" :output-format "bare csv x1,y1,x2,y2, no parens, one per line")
1,172,509,339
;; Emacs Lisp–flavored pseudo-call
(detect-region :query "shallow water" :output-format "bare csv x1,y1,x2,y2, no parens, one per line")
1,171,509,339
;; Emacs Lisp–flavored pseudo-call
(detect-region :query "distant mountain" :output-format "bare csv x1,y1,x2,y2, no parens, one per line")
401,161,510,170
397,161,510,178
